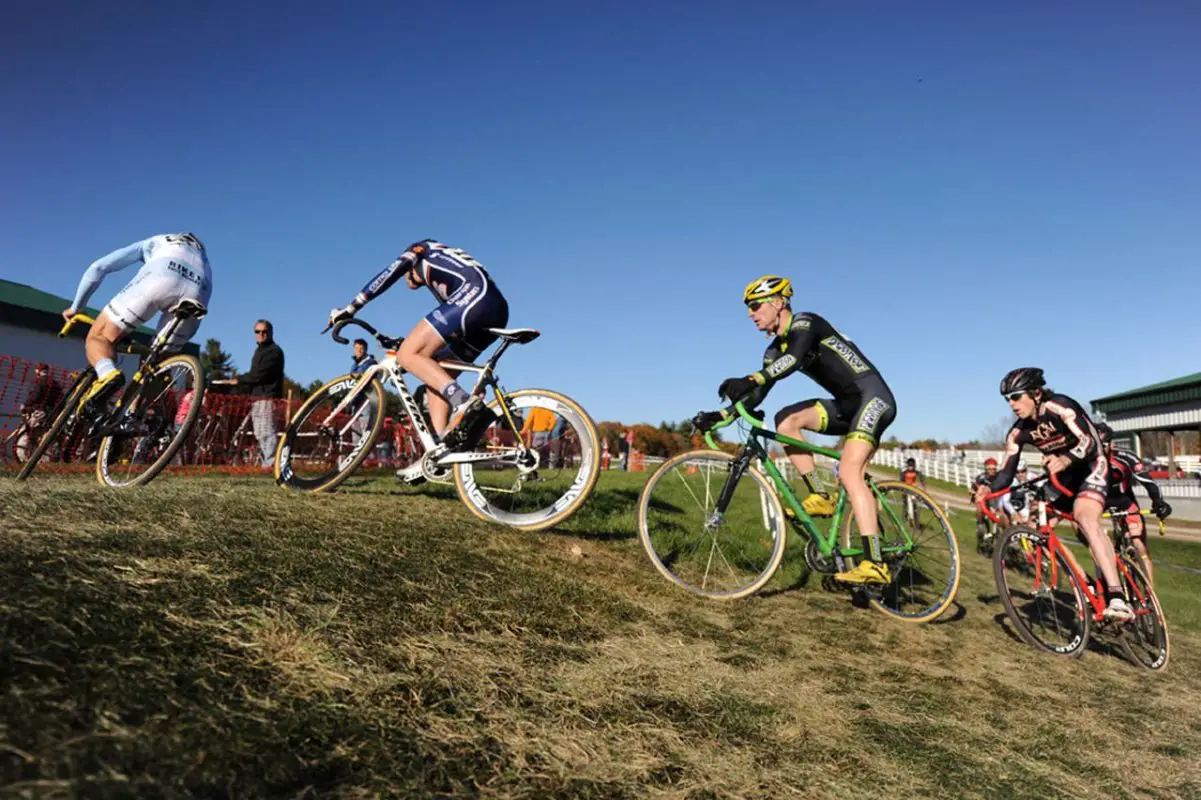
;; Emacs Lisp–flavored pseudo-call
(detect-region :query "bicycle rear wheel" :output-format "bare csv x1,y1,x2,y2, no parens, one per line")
844,481,959,623
1117,557,1169,670
95,355,204,487
637,450,787,600
15,372,95,481
454,389,601,531
993,526,1090,658
275,374,386,492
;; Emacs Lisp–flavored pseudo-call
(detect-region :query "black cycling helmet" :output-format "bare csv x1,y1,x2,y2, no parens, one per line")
1000,367,1045,396
1095,422,1113,444
905,457,916,467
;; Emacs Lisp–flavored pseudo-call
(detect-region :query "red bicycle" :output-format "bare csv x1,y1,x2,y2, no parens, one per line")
980,474,1169,670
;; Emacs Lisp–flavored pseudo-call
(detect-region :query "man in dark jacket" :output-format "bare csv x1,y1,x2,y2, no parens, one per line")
350,338,377,375
216,319,285,467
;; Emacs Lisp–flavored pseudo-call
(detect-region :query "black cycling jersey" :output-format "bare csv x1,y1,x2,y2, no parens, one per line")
990,393,1107,504
745,311,883,400
735,310,897,445
1009,479,1033,510
972,471,995,489
1105,447,1164,506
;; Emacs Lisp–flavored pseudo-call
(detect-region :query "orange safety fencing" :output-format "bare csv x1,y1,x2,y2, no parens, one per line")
1,355,418,474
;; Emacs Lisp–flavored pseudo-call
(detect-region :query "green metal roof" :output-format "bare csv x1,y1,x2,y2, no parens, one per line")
1092,372,1201,415
1,278,157,339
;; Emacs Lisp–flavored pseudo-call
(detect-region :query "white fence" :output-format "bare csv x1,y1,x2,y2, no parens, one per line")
871,449,1201,500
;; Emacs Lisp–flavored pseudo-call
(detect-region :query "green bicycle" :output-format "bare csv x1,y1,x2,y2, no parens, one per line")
636,403,960,622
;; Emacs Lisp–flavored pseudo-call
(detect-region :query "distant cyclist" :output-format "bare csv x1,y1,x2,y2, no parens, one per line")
692,275,898,585
62,233,212,417
972,458,1009,540
976,367,1133,622
900,457,925,489
1001,463,1033,524
1096,422,1171,585
328,240,508,449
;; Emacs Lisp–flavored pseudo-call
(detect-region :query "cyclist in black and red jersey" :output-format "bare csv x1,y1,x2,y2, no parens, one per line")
900,457,925,488
1096,422,1172,585
971,458,1009,542
975,367,1133,622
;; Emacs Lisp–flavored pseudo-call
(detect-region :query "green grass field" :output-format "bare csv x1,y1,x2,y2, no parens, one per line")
3,471,1201,797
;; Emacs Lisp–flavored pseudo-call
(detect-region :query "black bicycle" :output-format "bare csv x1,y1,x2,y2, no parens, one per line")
16,301,208,487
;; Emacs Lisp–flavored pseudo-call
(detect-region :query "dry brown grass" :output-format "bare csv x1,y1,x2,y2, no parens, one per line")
1,472,1199,798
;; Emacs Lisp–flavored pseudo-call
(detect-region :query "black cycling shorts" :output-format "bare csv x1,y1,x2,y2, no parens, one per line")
778,376,897,447
1045,456,1108,515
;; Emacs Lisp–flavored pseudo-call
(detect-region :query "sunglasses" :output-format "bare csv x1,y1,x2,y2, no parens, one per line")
254,329,268,335
1003,391,1028,402
747,301,767,312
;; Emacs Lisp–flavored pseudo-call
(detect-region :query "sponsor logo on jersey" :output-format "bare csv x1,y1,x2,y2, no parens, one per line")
167,260,202,285
857,397,890,432
452,286,480,308
432,309,447,325
820,336,870,373
765,354,796,378
1028,421,1064,448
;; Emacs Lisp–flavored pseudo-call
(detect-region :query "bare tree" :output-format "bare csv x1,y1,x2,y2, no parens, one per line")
980,415,1014,447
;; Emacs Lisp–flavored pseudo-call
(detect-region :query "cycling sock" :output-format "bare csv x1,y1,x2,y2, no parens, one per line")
440,381,469,408
95,358,117,381
860,534,883,562
1105,587,1125,604
801,471,826,495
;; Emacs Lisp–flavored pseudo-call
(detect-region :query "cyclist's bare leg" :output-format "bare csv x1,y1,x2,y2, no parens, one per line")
397,320,456,435
1073,496,1123,590
84,310,125,368
775,405,823,481
841,438,878,536
1128,516,1154,585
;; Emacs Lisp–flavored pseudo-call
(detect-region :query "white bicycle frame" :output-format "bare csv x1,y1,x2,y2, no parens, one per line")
323,352,532,468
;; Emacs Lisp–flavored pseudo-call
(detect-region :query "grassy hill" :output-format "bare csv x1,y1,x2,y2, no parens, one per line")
2,472,1200,797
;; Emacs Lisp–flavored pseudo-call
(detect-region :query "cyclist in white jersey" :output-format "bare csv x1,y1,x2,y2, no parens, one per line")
62,233,213,415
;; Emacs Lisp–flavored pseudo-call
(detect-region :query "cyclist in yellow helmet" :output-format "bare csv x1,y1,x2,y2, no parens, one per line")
693,275,899,584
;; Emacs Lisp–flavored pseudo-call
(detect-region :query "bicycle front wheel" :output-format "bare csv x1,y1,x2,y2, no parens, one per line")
454,389,601,531
993,526,1090,658
844,481,960,623
95,355,204,487
275,374,386,492
1117,557,1169,670
16,372,95,481
637,450,787,600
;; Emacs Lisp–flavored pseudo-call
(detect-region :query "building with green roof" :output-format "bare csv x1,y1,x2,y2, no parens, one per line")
1092,373,1201,471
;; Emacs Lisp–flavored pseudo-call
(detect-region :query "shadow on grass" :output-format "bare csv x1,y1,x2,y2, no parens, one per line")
929,600,967,625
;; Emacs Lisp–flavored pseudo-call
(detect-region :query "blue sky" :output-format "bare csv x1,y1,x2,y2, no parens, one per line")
2,1,1198,443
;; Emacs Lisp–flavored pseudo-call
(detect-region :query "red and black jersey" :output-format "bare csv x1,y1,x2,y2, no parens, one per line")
1105,447,1164,505
990,393,1107,502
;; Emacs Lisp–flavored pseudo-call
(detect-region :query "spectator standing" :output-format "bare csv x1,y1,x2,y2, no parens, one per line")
351,338,377,375
215,319,284,468
15,363,64,460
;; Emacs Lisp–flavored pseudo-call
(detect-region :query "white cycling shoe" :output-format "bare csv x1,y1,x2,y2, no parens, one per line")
1102,597,1135,624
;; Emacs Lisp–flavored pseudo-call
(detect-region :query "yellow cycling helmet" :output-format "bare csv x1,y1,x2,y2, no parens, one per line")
743,275,793,305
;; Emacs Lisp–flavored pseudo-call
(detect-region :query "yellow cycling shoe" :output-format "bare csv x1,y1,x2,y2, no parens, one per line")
802,493,836,517
78,370,126,418
834,560,891,585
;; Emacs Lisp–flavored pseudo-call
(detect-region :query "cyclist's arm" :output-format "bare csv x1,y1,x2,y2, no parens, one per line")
1128,457,1165,505
989,427,1025,492
349,250,419,310
70,239,149,311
